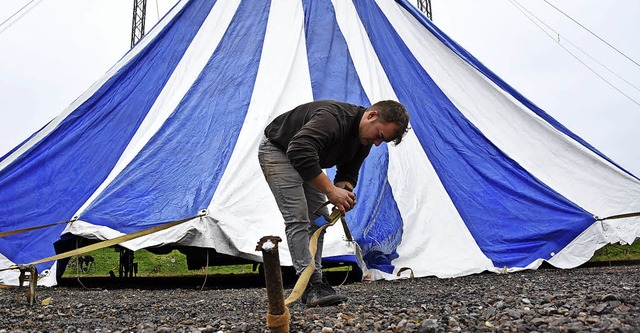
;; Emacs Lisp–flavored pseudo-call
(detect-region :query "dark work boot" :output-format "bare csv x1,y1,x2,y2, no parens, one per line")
302,279,347,307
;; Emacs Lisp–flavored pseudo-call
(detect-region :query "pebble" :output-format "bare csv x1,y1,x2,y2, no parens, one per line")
1,265,639,332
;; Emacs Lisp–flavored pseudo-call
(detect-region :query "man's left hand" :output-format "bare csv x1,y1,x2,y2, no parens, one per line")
335,181,354,192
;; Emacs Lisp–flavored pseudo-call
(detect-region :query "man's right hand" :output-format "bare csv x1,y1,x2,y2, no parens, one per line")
308,173,357,215
326,186,356,215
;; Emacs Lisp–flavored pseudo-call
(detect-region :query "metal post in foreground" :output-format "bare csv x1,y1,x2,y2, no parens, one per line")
256,236,289,333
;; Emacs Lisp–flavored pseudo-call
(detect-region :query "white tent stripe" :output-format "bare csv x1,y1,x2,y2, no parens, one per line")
206,0,319,264
388,131,495,278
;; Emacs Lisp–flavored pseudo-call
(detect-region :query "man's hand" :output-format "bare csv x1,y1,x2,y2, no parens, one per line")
334,181,354,192
326,186,356,215
308,174,356,215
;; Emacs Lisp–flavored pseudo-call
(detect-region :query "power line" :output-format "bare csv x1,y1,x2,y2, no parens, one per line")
543,0,640,69
0,1,36,29
0,0,45,35
513,0,640,95
155,0,160,22
561,33,640,95
508,0,640,107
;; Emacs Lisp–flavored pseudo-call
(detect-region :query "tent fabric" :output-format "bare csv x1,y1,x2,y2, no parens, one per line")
1,0,639,286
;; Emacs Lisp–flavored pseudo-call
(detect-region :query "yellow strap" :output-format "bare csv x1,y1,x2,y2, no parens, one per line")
284,209,342,306
1,213,204,272
0,220,73,238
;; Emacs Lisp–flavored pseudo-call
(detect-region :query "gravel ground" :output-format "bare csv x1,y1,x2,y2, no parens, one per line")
1,264,639,332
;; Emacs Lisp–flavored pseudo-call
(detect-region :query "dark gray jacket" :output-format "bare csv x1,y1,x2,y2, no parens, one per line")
264,100,372,187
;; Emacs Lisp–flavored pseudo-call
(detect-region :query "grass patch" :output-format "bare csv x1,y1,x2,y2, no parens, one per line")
590,241,640,262
62,248,256,278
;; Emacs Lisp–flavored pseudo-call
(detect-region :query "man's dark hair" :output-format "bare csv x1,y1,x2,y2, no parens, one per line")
370,100,410,145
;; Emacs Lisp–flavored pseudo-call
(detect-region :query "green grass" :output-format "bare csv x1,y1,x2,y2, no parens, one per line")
62,240,640,278
590,240,640,262
62,248,256,278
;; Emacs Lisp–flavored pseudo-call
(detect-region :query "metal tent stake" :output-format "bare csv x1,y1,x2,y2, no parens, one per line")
16,264,38,305
256,236,289,333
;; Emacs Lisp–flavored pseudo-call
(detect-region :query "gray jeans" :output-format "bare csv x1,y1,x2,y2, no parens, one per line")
258,136,330,283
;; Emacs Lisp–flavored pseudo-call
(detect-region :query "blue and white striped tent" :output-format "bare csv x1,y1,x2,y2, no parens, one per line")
1,0,639,286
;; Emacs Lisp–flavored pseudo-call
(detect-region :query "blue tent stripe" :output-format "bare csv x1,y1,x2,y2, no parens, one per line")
0,0,215,269
80,0,271,232
394,0,637,181
349,145,403,273
304,0,403,273
302,0,369,103
353,1,595,268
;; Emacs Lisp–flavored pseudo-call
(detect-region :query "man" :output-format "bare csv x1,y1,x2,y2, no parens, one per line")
258,99,409,307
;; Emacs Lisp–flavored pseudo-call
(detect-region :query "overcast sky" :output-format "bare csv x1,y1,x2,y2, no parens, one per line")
1,1,639,176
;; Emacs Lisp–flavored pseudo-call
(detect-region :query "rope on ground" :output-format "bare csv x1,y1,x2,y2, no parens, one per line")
200,248,209,290
397,267,415,279
336,266,351,287
73,237,92,290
